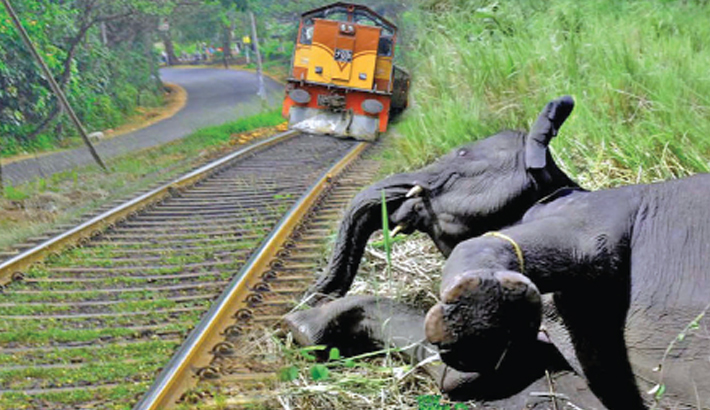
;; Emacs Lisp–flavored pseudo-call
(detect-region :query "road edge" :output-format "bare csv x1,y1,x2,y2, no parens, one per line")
0,83,188,167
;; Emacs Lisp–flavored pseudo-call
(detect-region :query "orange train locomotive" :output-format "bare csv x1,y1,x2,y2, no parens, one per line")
282,3,409,141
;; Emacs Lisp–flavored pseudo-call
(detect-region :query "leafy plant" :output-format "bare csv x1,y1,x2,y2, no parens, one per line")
3,184,29,201
278,345,331,382
0,0,173,158
278,342,409,385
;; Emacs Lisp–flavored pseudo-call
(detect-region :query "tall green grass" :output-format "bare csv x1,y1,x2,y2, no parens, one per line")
392,0,710,188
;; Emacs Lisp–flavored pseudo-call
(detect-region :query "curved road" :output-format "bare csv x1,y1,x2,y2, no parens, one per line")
4,68,284,185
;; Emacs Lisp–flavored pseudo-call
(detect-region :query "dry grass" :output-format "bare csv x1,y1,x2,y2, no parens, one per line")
355,233,444,310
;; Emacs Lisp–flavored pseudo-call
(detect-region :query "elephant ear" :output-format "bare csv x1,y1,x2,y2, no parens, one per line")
525,95,575,170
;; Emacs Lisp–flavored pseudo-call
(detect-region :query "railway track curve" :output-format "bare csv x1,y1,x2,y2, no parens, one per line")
0,130,381,410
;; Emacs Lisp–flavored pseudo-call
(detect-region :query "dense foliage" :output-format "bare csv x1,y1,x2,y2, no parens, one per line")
0,0,182,156
394,0,710,188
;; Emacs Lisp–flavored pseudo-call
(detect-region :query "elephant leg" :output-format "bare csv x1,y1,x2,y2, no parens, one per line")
553,290,648,410
541,294,584,375
426,208,650,409
282,295,602,406
283,295,480,398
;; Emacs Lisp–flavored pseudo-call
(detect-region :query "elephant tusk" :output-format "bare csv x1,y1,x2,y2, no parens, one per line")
406,185,424,198
391,224,406,238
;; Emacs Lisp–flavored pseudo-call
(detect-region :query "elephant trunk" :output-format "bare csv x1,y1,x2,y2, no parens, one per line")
308,171,424,302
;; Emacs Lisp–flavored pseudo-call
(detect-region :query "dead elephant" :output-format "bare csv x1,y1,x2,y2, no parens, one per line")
290,96,710,409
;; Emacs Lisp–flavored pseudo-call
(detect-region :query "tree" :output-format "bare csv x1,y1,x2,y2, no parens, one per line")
0,0,181,156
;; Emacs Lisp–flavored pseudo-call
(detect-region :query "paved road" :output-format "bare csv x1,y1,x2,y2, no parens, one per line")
4,68,284,185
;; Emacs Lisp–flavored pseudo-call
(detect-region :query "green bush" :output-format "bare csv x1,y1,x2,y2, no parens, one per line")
114,85,139,114
0,2,165,157
261,38,293,61
137,90,163,109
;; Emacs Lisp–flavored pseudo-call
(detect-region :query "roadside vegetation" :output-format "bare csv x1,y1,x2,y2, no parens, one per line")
391,0,710,189
1,0,400,159
0,1,172,157
0,110,284,252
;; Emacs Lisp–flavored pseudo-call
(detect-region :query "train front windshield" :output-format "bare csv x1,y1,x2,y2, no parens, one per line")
299,5,396,56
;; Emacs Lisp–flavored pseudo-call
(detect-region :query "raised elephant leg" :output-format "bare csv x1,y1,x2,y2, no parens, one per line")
283,295,605,407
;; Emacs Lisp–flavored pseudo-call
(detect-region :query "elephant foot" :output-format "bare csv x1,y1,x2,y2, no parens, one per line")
425,269,543,373
283,311,317,346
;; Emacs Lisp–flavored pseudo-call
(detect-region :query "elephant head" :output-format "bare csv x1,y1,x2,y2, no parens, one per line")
309,96,578,302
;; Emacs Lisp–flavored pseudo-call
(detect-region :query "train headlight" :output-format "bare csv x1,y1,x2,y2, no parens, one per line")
289,89,311,104
362,99,384,115
339,24,355,34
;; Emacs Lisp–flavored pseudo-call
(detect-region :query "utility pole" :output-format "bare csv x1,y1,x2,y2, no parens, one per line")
249,11,266,101
1,0,107,171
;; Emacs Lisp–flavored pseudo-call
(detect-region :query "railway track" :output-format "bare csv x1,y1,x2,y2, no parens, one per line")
0,131,380,409
137,143,383,410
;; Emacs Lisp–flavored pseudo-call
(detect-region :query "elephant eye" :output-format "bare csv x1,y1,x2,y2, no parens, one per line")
458,149,468,157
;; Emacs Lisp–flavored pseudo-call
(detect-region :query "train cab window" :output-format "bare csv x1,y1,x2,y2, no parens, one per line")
324,10,349,22
354,11,394,34
354,14,377,27
378,37,393,57
300,18,314,45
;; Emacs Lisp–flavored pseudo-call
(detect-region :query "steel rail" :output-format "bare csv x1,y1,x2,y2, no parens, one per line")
134,141,368,410
0,130,299,287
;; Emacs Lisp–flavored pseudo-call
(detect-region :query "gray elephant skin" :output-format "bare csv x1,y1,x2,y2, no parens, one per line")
425,172,710,410
292,96,709,409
